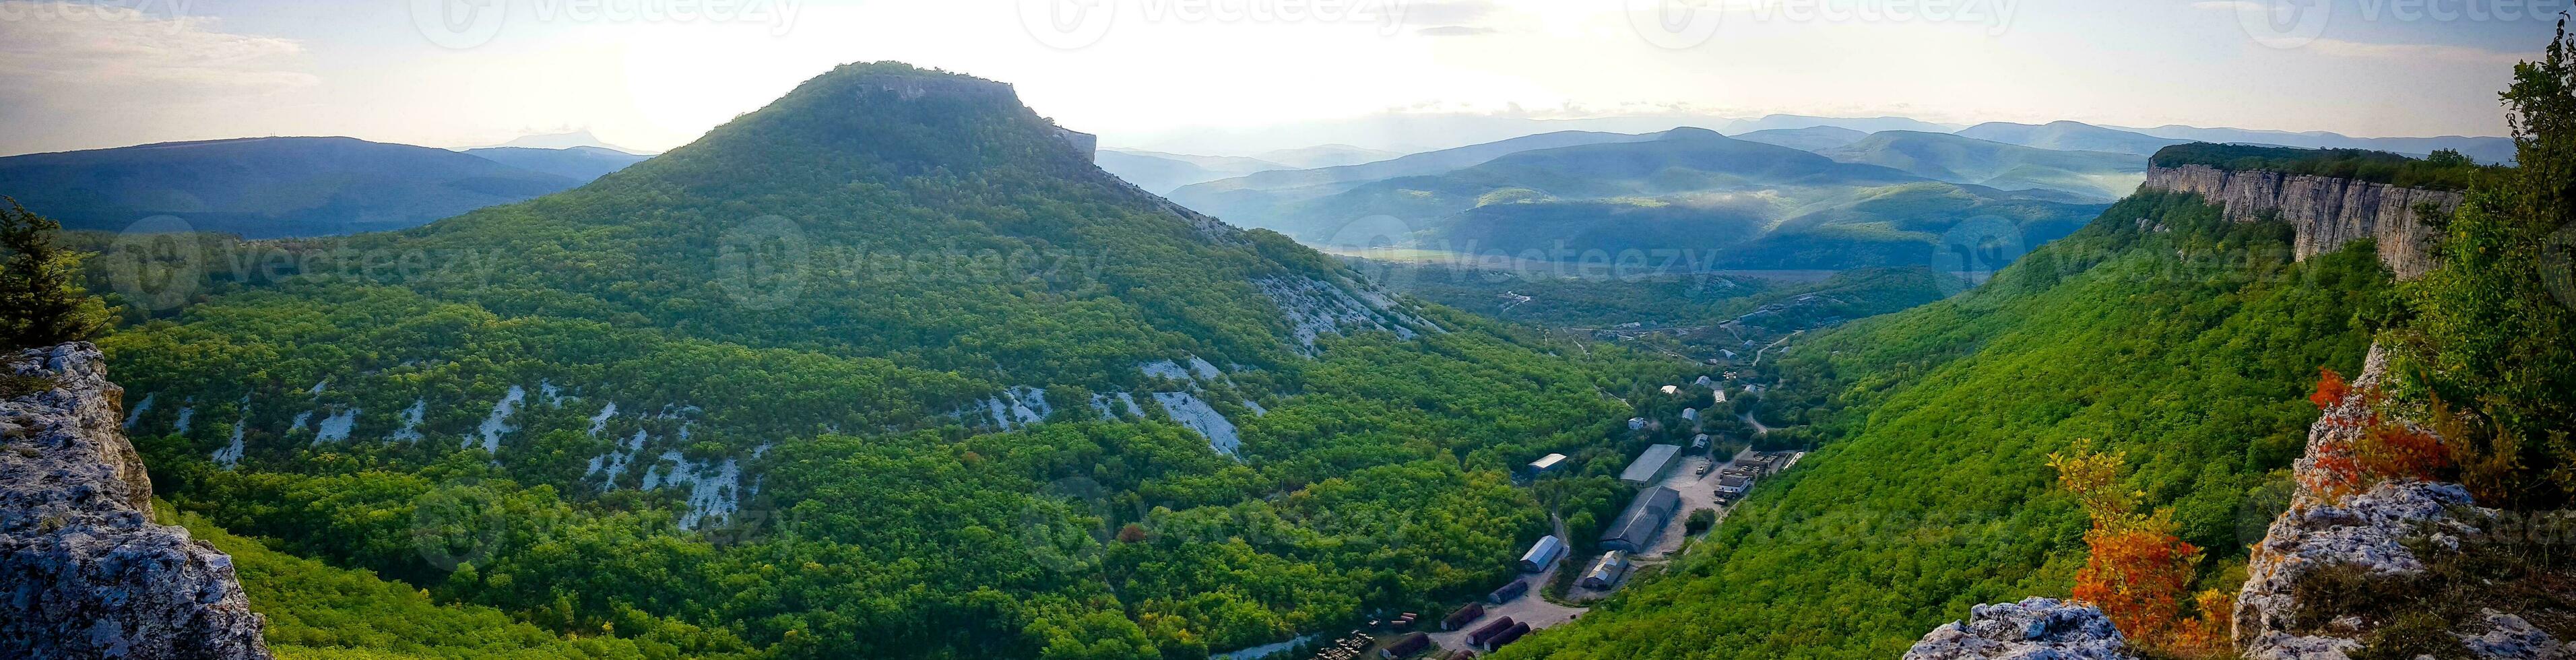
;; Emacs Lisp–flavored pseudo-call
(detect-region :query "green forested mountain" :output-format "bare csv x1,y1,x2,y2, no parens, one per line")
0,137,585,238
1488,189,2393,659
1817,130,2148,201
89,63,1656,659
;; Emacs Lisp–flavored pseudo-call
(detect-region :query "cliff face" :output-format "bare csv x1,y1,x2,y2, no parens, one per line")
2142,164,2464,279
0,342,272,659
2233,346,2564,660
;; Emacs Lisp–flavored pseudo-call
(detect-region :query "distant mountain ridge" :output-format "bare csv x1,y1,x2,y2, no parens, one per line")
1819,131,2146,201
0,136,584,238
1955,121,2186,156
1202,127,2106,270
1094,149,1292,194
463,145,649,183
2108,123,2514,164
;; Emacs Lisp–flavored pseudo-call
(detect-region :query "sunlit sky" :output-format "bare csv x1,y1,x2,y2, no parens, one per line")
0,0,2558,156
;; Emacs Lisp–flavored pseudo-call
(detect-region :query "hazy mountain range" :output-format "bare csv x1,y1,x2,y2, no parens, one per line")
0,113,2500,244
1171,127,2107,271
1106,112,2508,163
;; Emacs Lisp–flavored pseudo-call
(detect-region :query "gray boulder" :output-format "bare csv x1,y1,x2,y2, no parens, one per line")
1,341,271,659
1903,597,2139,660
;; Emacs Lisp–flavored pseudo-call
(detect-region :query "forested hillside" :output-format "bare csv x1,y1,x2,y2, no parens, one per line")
1490,189,2393,659
82,63,1659,659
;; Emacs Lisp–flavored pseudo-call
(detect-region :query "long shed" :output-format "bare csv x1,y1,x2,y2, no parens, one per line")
1599,487,1681,553
1619,444,1683,485
1516,535,1566,572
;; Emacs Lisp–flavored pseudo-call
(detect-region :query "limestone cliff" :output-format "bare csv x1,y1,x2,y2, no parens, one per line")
0,342,272,659
1902,597,2139,660
2142,164,2464,279
2233,346,2566,659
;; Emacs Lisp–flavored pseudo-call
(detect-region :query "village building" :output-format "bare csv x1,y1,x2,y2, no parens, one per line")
1518,535,1566,572
1619,444,1683,485
1579,550,1633,589
1599,486,1681,552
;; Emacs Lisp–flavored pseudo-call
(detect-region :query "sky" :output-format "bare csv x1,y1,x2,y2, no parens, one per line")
0,0,2559,156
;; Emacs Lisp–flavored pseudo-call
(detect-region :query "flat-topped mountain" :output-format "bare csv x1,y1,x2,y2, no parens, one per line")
98,62,1628,659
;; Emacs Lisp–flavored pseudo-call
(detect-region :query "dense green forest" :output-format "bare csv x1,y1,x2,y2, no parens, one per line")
2149,142,2491,191
1491,189,2393,659
63,63,1692,659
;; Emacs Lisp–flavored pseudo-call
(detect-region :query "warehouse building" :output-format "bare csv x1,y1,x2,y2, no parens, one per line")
1578,550,1632,589
1517,535,1566,572
1599,486,1681,552
1618,444,1683,486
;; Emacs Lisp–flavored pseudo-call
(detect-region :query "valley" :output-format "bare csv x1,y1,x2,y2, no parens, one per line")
0,12,2567,660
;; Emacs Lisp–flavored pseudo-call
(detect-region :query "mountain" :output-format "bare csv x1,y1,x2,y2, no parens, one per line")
1167,129,1658,224
1488,186,2395,659
1255,143,1403,168
0,136,582,238
1732,125,1870,152
1092,149,1290,194
1817,131,2148,201
2107,124,2515,164
463,145,650,183
1225,127,2106,270
1720,114,1963,135
95,63,1637,659
488,129,651,154
1954,121,2186,156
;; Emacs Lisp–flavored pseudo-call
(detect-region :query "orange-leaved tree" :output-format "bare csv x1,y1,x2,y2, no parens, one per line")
2305,368,2453,500
2047,440,2226,655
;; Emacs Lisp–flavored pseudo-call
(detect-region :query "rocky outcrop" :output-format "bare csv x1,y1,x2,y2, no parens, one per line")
2233,346,2562,659
1903,597,2139,660
1,342,271,659
2142,164,2464,279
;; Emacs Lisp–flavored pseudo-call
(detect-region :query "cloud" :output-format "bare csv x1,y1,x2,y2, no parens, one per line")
0,2,315,92
1416,25,1500,37
1401,0,1503,26
0,1,316,154
2306,38,2530,64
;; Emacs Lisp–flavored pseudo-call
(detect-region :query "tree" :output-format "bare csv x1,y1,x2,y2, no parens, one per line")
2396,16,2576,506
0,199,111,350
2047,440,2216,655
